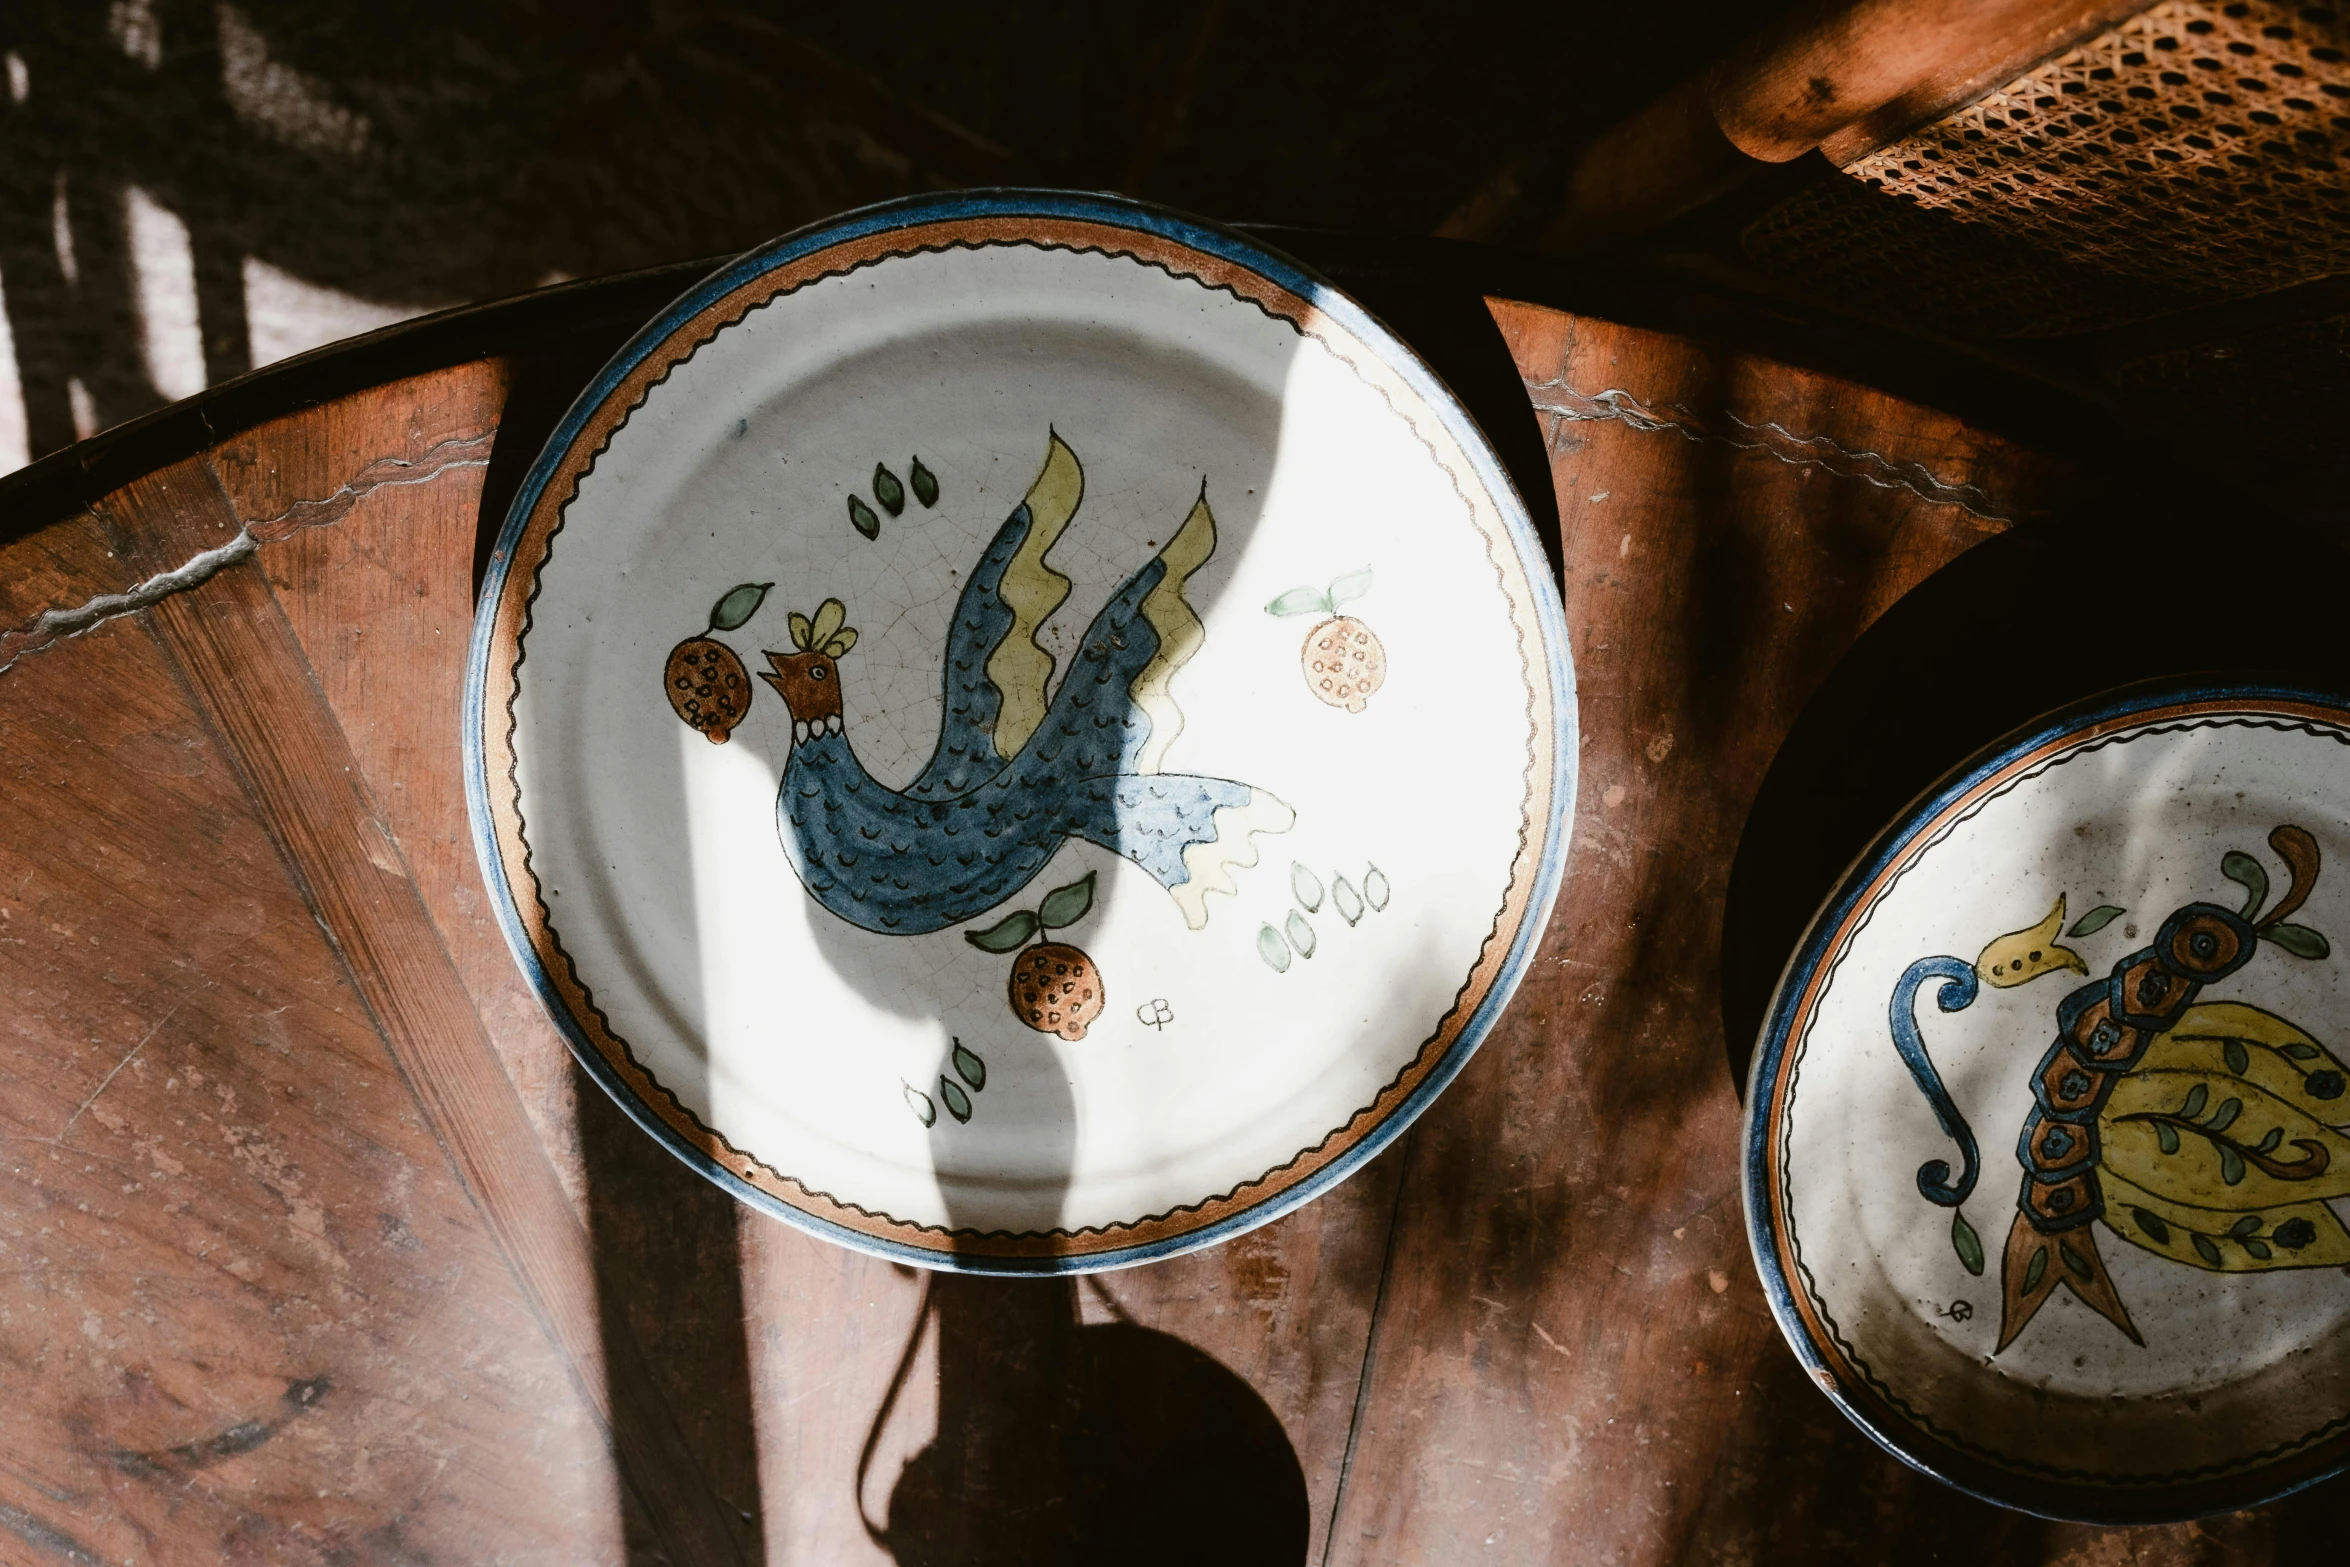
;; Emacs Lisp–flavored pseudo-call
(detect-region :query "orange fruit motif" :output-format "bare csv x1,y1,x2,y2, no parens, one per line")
1266,567,1385,715
1303,615,1386,714
968,871,1104,1040
665,636,753,742
1008,942,1105,1041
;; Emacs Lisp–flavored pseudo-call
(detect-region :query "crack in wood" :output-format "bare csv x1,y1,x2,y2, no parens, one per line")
1528,380,2011,521
238,434,495,540
0,436,491,678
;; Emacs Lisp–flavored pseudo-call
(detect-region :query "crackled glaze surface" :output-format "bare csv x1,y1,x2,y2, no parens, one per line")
468,193,1574,1271
1749,686,2350,1516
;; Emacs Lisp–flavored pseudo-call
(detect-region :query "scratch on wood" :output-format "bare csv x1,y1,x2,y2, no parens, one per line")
0,435,491,678
1322,1138,1414,1567
1527,380,2011,522
0,1501,101,1565
109,1375,331,1480
55,993,194,1140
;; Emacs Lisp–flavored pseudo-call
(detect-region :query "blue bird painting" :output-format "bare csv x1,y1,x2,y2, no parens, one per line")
752,433,1295,939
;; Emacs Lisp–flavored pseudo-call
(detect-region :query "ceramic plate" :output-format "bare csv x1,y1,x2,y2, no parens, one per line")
1746,681,2350,1518
467,192,1574,1272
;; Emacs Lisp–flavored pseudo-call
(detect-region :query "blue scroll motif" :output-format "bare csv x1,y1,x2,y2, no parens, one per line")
1887,955,1982,1206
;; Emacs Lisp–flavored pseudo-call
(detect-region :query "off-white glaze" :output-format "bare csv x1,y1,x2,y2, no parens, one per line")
511,243,1541,1236
1781,715,2350,1480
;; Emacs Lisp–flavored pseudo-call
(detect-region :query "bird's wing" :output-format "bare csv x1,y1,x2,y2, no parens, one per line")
902,433,1083,800
1009,487,1218,785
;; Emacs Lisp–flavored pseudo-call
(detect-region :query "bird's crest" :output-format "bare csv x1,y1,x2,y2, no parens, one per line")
785,598,858,658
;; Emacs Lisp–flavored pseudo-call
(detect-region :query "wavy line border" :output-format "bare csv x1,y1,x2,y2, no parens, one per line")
463,193,1576,1272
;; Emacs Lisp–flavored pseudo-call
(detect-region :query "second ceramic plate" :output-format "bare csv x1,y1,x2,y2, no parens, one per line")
467,192,1575,1271
1747,680,2350,1518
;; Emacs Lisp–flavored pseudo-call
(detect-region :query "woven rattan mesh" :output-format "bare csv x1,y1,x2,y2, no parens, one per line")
1845,1,2350,298
1739,172,2198,336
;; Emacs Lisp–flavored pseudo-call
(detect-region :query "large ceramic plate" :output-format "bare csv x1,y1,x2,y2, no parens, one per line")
1747,681,2350,1518
467,192,1574,1272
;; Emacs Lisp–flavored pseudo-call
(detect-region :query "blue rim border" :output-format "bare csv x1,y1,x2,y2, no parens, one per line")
463,188,1578,1275
1741,675,2350,1520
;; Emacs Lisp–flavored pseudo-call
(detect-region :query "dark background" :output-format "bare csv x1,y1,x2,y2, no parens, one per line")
0,0,1777,466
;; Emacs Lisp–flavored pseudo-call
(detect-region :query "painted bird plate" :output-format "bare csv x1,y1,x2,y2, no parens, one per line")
466,192,1574,1273
1746,681,2350,1518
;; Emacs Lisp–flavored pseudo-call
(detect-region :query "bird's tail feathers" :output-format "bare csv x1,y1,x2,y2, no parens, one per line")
1066,776,1293,929
1129,489,1217,775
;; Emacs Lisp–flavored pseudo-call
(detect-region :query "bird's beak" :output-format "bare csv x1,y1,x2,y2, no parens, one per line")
1975,895,2089,988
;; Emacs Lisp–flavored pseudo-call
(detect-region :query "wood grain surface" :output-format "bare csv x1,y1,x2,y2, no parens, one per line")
0,277,2336,1565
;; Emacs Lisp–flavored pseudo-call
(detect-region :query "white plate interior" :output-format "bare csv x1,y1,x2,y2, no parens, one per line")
509,240,1546,1239
1776,711,2350,1482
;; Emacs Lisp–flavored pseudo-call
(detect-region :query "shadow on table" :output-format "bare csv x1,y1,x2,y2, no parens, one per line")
576,1071,770,1562
865,1274,1308,1566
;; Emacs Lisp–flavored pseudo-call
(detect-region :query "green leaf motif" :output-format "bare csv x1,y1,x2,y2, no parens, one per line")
952,1041,986,1091
1264,586,1331,618
1286,909,1317,959
1951,1210,1985,1276
2257,1125,2282,1153
2022,1247,2048,1294
2224,849,2270,919
873,464,906,517
1327,567,1374,608
966,909,1039,953
1291,862,1324,912
2155,1121,2180,1155
904,1081,937,1127
2132,1207,2170,1244
2224,1037,2250,1075
2230,1214,2263,1237
1331,876,1364,927
2219,1145,2247,1186
2208,1096,2242,1133
2193,1232,2224,1266
709,581,773,632
2245,1238,2273,1259
909,456,939,507
2264,922,2332,960
2060,1243,2094,1282
2066,904,2126,938
2283,1042,2323,1060
1037,872,1096,930
2182,1083,2209,1120
1257,924,1292,973
940,1076,973,1123
848,494,881,539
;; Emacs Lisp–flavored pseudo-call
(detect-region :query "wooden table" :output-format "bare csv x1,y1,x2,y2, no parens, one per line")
1,234,2333,1564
